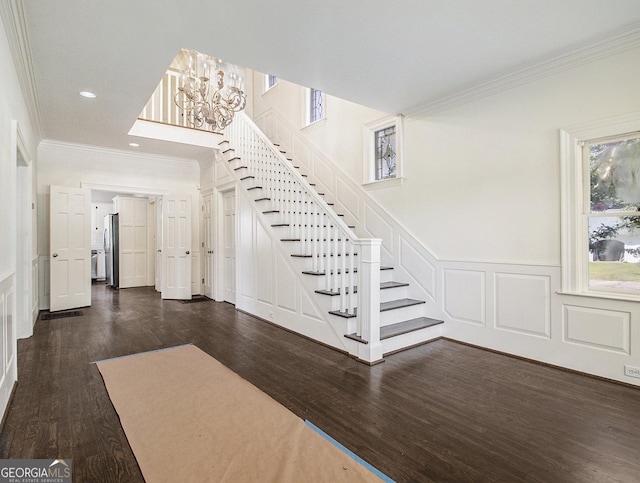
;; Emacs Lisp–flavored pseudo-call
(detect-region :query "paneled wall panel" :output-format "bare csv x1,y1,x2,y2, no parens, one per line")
400,237,436,300
276,257,298,314
364,205,394,256
495,273,551,338
443,269,485,325
256,222,273,304
563,305,630,354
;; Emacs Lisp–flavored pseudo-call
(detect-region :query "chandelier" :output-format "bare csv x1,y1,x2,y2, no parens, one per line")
174,50,246,132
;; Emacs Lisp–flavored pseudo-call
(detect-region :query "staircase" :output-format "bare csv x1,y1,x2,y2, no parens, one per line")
223,113,443,363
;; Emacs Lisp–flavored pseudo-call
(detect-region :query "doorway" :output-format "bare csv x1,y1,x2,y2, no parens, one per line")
15,122,35,338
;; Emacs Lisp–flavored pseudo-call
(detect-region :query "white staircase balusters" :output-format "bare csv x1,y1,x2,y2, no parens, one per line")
224,113,382,359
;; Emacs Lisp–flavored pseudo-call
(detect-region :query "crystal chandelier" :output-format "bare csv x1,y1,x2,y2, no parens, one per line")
174,50,246,132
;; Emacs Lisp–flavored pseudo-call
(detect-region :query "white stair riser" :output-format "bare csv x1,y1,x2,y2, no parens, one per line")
380,304,426,327
380,286,408,303
381,324,443,355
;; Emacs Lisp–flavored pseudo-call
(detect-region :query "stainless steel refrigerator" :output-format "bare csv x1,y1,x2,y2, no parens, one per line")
104,213,119,288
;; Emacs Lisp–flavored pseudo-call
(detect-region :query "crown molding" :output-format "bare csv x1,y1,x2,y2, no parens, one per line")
38,139,199,169
0,0,43,139
404,22,640,118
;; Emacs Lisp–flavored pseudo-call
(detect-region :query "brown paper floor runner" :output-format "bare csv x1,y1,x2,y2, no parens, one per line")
96,344,383,482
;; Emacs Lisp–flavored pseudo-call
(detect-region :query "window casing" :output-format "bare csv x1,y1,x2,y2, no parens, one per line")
306,88,324,125
560,112,640,300
265,74,278,91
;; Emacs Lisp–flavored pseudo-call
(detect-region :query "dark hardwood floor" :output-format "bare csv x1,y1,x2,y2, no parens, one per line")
1,284,639,482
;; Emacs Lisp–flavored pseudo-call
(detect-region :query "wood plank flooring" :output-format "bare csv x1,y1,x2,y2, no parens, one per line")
1,284,639,482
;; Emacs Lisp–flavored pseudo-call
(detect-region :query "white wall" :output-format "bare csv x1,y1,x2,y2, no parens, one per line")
0,14,39,419
37,141,201,304
255,75,387,182
384,47,640,265
249,46,640,386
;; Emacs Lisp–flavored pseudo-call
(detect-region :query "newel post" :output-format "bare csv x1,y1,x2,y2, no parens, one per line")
357,239,383,364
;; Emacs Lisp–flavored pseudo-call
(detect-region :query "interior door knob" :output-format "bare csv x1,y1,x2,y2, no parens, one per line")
52,253,58,258
186,251,190,255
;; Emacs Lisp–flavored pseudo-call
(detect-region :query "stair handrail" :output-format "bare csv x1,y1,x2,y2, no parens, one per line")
230,113,355,235
225,113,382,360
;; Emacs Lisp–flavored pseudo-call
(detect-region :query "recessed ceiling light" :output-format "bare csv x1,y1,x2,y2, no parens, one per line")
79,91,96,98
129,143,140,147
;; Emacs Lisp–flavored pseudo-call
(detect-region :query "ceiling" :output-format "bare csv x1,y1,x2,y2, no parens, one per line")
7,0,640,162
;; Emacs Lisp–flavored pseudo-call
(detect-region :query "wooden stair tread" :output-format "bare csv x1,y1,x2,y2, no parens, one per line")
380,317,443,340
291,253,357,258
315,281,408,296
329,308,357,318
329,297,423,318
344,317,443,345
344,333,368,344
302,266,392,276
380,298,425,312
380,281,409,289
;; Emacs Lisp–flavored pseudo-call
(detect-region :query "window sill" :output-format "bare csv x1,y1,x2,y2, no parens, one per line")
557,290,640,303
302,118,326,131
362,177,406,190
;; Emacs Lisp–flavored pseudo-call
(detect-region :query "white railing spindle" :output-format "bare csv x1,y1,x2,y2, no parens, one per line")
223,113,382,362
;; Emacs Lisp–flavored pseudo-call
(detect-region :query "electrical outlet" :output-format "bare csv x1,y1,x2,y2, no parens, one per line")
624,365,640,378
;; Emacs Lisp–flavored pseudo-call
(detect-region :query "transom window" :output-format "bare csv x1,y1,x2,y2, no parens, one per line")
584,134,640,294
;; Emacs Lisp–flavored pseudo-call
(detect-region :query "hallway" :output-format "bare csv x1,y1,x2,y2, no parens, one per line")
0,284,639,482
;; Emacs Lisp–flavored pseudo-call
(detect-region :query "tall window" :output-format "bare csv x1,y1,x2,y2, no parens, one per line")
374,125,397,180
584,134,640,294
308,88,324,124
561,113,640,300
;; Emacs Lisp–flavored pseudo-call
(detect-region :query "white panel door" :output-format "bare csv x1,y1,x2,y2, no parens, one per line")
49,185,91,311
118,197,148,289
203,195,214,299
223,190,236,304
161,195,191,300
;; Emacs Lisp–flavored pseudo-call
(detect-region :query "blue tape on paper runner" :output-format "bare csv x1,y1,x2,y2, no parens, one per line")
304,420,395,483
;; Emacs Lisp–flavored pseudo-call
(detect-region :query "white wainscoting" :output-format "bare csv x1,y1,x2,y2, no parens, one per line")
39,255,50,310
0,272,17,421
31,256,39,326
251,109,640,385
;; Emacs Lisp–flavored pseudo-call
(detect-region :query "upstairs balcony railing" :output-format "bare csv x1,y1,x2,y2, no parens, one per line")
139,69,193,129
